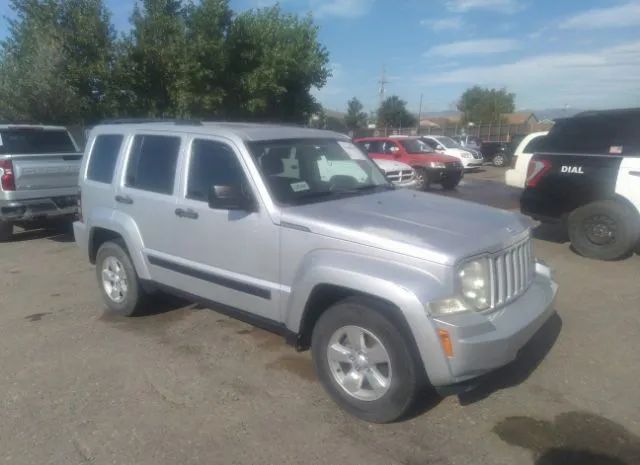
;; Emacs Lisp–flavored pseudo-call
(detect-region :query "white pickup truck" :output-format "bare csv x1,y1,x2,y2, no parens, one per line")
0,125,82,241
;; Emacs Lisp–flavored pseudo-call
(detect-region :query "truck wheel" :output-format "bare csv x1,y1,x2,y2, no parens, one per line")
0,221,13,242
568,200,639,261
441,177,460,190
311,297,422,423
414,168,430,191
492,154,506,167
95,240,146,316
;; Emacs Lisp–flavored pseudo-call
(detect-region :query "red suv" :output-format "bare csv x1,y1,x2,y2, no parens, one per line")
355,137,463,190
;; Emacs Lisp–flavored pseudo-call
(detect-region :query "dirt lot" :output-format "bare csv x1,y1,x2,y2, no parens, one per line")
1,167,639,465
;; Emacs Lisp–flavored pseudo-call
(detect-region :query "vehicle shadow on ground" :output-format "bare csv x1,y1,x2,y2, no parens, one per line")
457,311,563,405
494,411,640,465
10,227,75,243
532,223,569,244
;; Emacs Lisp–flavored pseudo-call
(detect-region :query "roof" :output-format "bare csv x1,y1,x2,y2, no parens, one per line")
91,121,350,142
0,124,69,130
573,107,640,119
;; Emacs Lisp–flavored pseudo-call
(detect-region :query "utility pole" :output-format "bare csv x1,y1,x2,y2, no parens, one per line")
417,93,423,134
378,65,389,107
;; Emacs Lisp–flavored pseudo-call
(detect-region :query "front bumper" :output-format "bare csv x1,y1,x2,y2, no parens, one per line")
0,195,78,222
427,168,464,184
73,221,89,257
427,263,558,386
461,158,484,169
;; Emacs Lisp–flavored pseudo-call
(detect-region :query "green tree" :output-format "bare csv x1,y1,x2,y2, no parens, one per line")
224,5,330,122
177,0,232,117
344,97,367,130
457,86,515,124
0,0,115,123
377,95,416,128
115,0,186,117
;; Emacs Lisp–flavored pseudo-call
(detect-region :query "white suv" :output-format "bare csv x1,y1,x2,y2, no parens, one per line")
420,135,484,170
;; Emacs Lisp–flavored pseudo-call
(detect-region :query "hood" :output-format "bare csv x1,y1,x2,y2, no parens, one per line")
279,189,532,266
373,159,413,172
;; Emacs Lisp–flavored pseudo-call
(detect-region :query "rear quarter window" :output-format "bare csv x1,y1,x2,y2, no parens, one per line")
86,135,124,184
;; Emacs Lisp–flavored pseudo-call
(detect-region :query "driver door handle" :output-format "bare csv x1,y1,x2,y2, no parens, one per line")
175,208,199,220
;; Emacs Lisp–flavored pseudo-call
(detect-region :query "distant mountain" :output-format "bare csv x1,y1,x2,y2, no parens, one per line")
521,108,584,121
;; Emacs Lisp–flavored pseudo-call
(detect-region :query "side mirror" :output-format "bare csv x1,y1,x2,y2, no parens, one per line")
208,185,254,211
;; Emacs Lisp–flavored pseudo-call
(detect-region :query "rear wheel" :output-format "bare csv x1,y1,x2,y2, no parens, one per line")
413,168,430,191
311,297,423,423
0,220,13,242
95,240,147,316
568,200,639,260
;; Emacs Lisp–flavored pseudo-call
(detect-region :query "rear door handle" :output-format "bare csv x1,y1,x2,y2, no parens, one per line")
115,195,133,205
175,208,199,220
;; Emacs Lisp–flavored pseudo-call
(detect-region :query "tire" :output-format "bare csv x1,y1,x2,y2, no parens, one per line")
413,168,430,191
95,240,147,316
0,220,13,242
568,200,640,261
441,177,460,190
492,154,506,167
311,297,423,423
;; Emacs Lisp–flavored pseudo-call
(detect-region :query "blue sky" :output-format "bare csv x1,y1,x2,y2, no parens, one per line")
2,0,639,113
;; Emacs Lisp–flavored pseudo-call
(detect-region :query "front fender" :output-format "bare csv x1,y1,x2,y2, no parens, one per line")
88,208,150,279
284,249,453,383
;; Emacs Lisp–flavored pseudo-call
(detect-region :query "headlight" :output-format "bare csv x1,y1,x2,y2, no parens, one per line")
461,152,473,158
430,258,491,315
429,161,446,169
458,259,491,310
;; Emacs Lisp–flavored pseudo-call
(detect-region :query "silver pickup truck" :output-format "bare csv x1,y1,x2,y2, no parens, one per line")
0,125,82,241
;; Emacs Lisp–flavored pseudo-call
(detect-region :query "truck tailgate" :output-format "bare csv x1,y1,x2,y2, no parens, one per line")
11,153,82,191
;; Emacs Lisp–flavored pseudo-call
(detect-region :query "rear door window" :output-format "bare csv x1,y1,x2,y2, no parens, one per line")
87,135,123,183
0,129,76,154
125,135,180,195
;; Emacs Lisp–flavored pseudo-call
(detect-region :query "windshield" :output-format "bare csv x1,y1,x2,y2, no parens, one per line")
0,129,76,154
434,136,461,149
248,138,391,206
398,139,433,154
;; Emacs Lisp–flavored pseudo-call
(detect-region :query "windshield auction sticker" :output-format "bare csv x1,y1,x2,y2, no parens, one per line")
290,181,310,192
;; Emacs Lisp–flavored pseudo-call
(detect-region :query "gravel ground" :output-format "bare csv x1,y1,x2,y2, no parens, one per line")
1,166,639,465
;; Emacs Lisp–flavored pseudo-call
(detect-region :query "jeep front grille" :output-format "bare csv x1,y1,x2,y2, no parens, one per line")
386,170,415,183
490,238,535,308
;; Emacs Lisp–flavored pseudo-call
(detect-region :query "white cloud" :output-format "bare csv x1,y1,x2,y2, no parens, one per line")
445,0,521,14
420,17,463,31
312,0,374,18
416,41,640,108
426,38,520,57
559,2,640,30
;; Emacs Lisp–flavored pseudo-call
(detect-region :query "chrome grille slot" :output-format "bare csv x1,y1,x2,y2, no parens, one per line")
490,238,535,308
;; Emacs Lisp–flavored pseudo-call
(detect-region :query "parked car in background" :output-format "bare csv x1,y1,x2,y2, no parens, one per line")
0,125,81,241
419,135,484,170
480,141,511,167
505,131,548,188
356,137,463,190
372,158,416,188
75,120,557,423
453,135,482,151
521,109,640,260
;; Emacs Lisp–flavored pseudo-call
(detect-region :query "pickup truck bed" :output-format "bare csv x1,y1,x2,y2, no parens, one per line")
0,126,82,240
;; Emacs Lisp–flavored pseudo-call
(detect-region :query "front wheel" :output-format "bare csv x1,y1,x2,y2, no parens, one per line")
492,154,506,167
441,177,461,190
95,240,147,316
311,297,423,423
568,200,639,260
413,168,430,191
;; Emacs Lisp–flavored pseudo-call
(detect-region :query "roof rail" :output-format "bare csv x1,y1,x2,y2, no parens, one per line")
99,118,202,126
